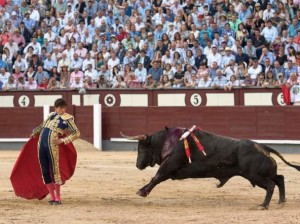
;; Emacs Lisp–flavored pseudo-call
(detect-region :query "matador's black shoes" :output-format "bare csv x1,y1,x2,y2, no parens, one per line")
48,200,62,205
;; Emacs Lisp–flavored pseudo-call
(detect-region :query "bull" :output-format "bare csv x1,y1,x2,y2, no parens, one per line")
121,126,300,209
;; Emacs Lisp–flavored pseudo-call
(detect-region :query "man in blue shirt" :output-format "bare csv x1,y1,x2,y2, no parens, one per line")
153,24,164,41
258,47,275,65
148,61,163,82
43,53,58,74
22,12,35,33
238,4,252,22
284,60,298,80
287,18,300,38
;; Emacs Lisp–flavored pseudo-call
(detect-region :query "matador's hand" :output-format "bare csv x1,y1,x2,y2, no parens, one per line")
52,139,63,145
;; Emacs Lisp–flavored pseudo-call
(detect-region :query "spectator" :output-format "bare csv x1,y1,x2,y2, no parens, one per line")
24,77,37,90
284,60,298,80
263,71,276,87
24,37,41,55
82,52,95,71
70,53,83,71
107,51,120,71
112,75,127,88
12,29,26,53
212,69,227,89
25,66,36,81
12,66,24,84
97,74,110,89
198,72,212,88
134,49,151,71
287,18,300,38
241,73,256,87
143,75,157,89
2,47,14,72
0,67,10,86
256,73,266,87
274,73,286,87
134,62,147,84
13,54,28,73
260,20,278,44
262,3,275,21
2,75,16,91
43,53,57,74
70,66,84,85
157,74,172,89
35,66,49,85
224,74,240,91
207,45,222,68
148,60,163,82
276,46,288,66
248,58,262,84
84,64,98,84
70,76,84,90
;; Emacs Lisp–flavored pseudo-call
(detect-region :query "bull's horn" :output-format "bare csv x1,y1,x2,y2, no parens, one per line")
120,132,146,141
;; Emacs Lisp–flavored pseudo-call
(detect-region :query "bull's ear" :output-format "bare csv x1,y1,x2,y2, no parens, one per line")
165,126,169,131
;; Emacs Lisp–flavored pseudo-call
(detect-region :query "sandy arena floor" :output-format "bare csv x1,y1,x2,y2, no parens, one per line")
1,140,300,224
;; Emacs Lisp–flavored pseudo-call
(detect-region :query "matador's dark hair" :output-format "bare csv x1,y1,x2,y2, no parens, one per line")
54,98,68,108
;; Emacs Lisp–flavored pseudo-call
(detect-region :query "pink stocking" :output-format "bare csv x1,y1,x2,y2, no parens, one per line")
54,184,61,201
46,183,55,201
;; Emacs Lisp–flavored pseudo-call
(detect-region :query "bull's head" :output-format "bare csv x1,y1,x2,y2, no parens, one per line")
120,132,154,170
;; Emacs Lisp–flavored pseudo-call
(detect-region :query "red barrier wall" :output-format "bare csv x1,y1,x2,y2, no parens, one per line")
0,90,299,143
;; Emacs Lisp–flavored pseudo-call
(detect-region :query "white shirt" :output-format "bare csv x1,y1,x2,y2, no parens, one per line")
29,9,40,22
107,58,120,70
84,69,99,82
13,59,28,72
207,52,222,67
95,16,106,28
82,58,96,71
44,32,56,42
134,67,147,82
161,55,173,65
248,65,262,80
198,77,212,87
24,42,41,55
263,9,275,21
0,72,10,84
3,42,19,55
260,26,278,43
25,80,37,90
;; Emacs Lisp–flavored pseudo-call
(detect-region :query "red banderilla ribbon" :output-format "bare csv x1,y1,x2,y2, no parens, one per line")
183,139,192,163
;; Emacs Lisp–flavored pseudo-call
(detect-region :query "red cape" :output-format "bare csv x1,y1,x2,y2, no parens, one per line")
10,137,77,200
282,85,291,105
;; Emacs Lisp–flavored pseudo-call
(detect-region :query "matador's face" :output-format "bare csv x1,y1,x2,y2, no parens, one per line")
55,106,66,115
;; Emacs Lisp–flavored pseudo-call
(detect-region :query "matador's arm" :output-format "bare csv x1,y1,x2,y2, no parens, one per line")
31,112,55,137
61,114,80,144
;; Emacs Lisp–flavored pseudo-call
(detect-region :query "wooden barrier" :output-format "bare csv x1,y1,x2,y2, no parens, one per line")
1,105,300,143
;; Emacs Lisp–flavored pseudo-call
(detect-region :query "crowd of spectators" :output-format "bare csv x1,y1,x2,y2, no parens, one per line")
0,0,300,92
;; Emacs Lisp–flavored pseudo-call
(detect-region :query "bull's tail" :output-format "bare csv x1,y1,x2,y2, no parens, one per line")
262,144,300,171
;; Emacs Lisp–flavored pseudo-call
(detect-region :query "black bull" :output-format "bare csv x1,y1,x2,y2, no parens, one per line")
121,127,300,209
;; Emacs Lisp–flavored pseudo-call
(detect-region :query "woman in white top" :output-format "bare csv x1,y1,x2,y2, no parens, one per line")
2,76,16,91
112,75,127,88
224,75,240,91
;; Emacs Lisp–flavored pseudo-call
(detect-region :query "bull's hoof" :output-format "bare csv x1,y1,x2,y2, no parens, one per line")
136,189,148,197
